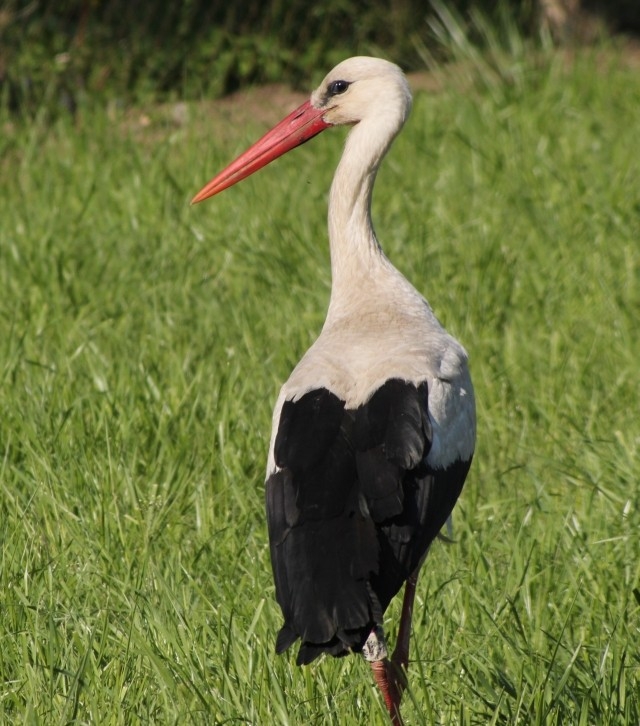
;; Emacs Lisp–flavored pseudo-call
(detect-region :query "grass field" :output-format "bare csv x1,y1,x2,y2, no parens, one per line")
1,44,639,725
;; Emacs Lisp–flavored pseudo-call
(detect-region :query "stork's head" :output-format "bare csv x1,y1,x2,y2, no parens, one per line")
311,56,412,128
192,56,411,204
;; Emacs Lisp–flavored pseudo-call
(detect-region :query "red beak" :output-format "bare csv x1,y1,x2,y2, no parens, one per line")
191,100,331,204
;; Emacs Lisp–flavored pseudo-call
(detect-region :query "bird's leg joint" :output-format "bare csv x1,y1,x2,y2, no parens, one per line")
361,625,388,662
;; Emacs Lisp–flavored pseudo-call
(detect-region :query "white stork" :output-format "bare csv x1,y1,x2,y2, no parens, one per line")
192,56,475,724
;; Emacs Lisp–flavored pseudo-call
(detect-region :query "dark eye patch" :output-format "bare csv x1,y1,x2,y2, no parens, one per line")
328,79,350,96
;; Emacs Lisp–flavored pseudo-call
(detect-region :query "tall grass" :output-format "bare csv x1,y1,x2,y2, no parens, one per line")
1,43,639,724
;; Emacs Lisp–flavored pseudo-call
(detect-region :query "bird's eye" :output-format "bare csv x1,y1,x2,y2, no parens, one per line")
328,80,350,96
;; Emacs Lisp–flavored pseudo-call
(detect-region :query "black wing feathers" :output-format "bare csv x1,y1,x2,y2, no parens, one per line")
274,389,345,473
268,389,378,663
371,456,471,610
265,379,468,664
355,380,431,521
355,379,431,468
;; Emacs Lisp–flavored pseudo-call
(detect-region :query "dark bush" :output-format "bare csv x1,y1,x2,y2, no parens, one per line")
0,0,635,115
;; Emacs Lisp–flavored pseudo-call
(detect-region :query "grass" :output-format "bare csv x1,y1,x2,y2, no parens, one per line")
1,43,639,724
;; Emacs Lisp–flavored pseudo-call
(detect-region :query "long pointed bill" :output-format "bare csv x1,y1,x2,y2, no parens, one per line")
191,100,331,204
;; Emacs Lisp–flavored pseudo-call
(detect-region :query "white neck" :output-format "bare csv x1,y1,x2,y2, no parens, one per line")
325,113,406,321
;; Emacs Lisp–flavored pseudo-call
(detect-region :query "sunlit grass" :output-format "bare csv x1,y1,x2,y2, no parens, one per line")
1,45,639,724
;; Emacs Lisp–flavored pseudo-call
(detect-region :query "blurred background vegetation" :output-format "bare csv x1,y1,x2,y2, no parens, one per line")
1,0,639,115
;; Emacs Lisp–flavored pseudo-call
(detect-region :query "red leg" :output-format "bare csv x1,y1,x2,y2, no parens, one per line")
371,658,403,726
391,568,420,675
369,567,421,724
